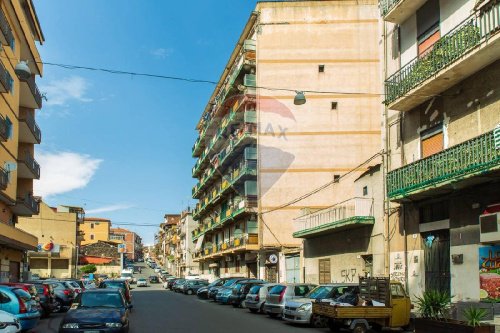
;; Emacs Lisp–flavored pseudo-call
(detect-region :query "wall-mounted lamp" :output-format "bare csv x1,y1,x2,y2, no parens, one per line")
14,61,31,80
294,91,306,105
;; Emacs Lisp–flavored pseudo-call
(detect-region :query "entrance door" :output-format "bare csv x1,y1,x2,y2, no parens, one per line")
285,255,300,283
423,230,450,294
9,261,20,282
319,259,331,284
265,265,277,283
247,262,257,278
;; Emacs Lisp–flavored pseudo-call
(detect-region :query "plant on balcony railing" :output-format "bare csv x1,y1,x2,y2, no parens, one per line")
387,130,500,199
378,0,402,17
385,16,483,105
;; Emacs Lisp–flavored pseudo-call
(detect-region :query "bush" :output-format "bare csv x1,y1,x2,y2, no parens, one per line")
415,290,451,320
80,264,97,274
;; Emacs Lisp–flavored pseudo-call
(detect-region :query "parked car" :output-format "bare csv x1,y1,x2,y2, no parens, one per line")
98,280,132,306
283,283,357,327
137,278,148,287
148,276,159,284
229,281,265,308
185,274,201,280
82,280,96,289
208,277,243,301
59,289,131,333
172,279,187,293
166,278,180,290
0,286,40,332
154,267,161,273
27,281,57,318
216,279,261,304
245,283,279,314
0,283,40,315
0,310,20,333
41,281,75,312
120,271,136,285
183,280,208,295
59,279,83,294
264,283,317,318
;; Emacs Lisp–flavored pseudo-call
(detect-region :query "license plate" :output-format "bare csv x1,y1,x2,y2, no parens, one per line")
84,331,100,333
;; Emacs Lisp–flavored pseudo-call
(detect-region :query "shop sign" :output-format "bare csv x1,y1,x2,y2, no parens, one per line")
37,242,60,253
118,244,126,253
479,245,500,302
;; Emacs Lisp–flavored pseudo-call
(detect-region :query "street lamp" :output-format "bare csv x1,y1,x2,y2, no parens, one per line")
294,91,306,105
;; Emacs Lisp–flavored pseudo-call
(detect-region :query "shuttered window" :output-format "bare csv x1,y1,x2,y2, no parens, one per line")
319,259,331,284
421,130,444,158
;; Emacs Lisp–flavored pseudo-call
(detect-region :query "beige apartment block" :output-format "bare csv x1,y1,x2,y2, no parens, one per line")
80,217,111,245
0,0,43,282
17,202,84,279
381,0,500,317
191,0,383,282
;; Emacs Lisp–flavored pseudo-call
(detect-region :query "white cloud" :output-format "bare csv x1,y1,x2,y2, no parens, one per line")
34,151,102,198
86,204,134,214
150,48,173,59
40,76,92,106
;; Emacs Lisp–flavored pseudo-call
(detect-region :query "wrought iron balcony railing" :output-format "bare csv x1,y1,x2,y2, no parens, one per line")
23,77,43,109
0,116,9,141
384,4,500,106
22,113,42,143
0,167,8,190
21,151,41,179
387,130,500,200
0,9,14,47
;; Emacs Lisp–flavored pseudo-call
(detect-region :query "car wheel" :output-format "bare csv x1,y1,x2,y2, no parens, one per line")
249,308,258,313
187,289,193,295
310,314,327,328
55,299,63,313
352,323,367,333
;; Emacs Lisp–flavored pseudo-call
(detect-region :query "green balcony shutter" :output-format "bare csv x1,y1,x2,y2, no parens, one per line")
244,147,257,160
244,111,257,124
244,180,257,196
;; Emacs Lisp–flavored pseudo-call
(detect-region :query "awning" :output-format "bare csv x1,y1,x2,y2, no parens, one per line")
195,233,205,252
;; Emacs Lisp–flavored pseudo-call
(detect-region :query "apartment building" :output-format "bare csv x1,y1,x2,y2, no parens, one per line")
381,0,500,314
192,0,383,282
0,0,43,282
177,209,198,277
17,202,84,279
110,227,143,261
157,214,180,273
79,217,111,245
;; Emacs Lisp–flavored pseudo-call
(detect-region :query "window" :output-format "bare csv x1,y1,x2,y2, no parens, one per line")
331,102,338,110
90,234,94,240
333,175,340,183
91,223,94,229
319,259,331,284
419,200,449,224
363,186,368,196
0,291,10,303
5,117,12,139
318,65,325,73
294,285,311,297
420,125,444,158
416,0,440,57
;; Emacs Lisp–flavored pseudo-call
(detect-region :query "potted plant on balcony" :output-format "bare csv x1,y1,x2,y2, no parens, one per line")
415,290,494,333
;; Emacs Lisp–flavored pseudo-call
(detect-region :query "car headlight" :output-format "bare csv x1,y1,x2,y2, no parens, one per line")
297,303,312,312
62,323,79,329
105,322,123,328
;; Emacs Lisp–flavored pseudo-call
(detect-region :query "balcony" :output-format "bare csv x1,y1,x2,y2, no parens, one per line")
199,234,259,260
0,8,14,47
19,114,41,144
18,151,40,179
387,130,500,202
379,0,427,24
20,77,43,109
293,198,374,239
0,221,37,251
0,116,10,142
0,167,8,190
12,193,40,216
0,61,13,94
385,4,500,111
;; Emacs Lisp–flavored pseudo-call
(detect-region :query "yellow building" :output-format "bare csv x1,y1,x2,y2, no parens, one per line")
0,0,44,282
79,217,111,245
17,202,84,278
191,1,382,282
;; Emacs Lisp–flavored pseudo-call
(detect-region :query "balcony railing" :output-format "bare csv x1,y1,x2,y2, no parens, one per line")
0,167,8,190
0,116,9,141
17,194,39,215
21,114,42,143
387,130,500,201
293,198,374,239
0,61,13,94
22,77,43,109
0,9,14,47
379,0,401,17
384,4,500,106
21,151,41,179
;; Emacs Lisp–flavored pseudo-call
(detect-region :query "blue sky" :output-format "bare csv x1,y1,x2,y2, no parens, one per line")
34,1,257,244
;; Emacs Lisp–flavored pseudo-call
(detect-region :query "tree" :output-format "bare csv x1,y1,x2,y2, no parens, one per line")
80,264,97,274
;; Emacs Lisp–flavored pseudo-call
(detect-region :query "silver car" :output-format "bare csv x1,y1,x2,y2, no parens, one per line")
282,283,357,327
264,283,317,318
245,283,279,313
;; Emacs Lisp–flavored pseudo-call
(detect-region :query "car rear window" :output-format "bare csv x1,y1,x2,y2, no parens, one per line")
294,285,312,297
269,285,286,295
249,285,262,294
13,288,31,302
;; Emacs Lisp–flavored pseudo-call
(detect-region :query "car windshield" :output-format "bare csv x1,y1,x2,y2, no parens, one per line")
208,279,222,287
121,273,132,278
249,285,262,294
79,292,124,308
233,283,242,290
223,279,237,287
12,288,31,302
138,279,146,282
306,286,334,299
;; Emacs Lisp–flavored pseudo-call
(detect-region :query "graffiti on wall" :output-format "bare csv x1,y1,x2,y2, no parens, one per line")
340,268,357,282
390,252,405,285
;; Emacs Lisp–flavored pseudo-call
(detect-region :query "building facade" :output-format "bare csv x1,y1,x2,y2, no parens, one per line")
17,202,84,279
0,0,44,282
157,214,180,274
177,209,198,277
191,0,382,282
80,217,111,245
110,227,143,261
381,0,500,315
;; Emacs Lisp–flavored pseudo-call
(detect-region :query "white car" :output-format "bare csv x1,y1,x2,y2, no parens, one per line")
121,272,137,284
154,267,161,273
137,278,148,287
0,310,20,333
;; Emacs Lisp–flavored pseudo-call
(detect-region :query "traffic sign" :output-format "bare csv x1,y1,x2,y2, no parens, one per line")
118,244,126,253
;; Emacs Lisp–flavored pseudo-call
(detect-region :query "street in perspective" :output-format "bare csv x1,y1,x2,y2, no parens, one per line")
0,0,499,333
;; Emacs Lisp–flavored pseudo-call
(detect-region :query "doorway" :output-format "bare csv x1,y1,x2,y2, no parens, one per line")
265,265,277,283
422,230,450,294
247,262,257,278
285,255,300,283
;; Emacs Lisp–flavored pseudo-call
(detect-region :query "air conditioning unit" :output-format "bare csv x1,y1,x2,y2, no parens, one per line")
225,255,233,262
480,213,500,243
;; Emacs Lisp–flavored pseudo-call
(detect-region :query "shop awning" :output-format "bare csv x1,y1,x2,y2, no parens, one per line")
195,233,205,252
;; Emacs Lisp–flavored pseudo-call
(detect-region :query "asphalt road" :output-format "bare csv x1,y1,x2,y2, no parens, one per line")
30,264,409,333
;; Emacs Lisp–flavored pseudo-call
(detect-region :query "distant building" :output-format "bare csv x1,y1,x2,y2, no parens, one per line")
177,209,197,277
110,228,143,261
17,202,84,279
79,217,111,245
80,241,120,265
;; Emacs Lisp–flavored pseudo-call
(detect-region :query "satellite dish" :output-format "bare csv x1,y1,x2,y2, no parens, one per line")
15,61,31,80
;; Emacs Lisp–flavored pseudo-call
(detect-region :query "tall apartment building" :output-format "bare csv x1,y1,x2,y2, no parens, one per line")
381,0,500,314
0,0,44,282
157,214,180,273
191,0,383,282
17,202,84,279
79,217,111,245
177,209,198,277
